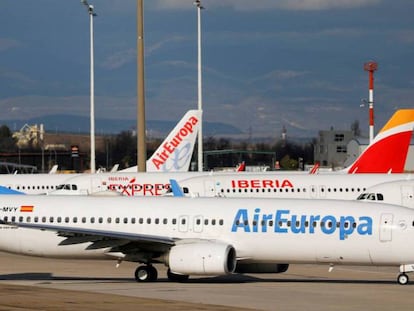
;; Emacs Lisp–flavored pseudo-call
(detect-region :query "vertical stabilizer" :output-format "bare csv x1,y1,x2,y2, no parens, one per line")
146,110,202,172
346,109,414,173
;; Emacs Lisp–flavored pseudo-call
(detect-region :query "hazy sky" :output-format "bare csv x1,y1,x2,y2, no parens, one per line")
1,0,414,137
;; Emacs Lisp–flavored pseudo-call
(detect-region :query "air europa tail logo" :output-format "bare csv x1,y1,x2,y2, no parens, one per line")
151,116,199,170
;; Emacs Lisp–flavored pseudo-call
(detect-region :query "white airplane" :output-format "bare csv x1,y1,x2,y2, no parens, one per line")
0,110,202,195
173,173,414,200
44,109,414,197
356,179,414,209
0,195,414,284
3,108,412,197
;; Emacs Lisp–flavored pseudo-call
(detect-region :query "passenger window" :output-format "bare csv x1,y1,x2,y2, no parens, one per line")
123,217,128,224
107,217,112,224
90,217,95,224
82,217,86,223
377,193,384,201
99,217,103,224
73,217,78,223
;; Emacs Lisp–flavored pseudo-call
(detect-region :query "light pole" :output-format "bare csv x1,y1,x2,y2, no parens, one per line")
137,0,146,172
194,0,204,171
81,0,97,173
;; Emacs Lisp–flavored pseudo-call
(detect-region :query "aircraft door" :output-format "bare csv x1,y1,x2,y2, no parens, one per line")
401,185,414,209
310,185,318,198
178,215,189,232
193,215,203,233
379,213,393,242
319,185,327,198
91,177,103,194
204,180,217,197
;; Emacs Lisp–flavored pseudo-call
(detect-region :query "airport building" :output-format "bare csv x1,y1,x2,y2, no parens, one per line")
313,128,355,169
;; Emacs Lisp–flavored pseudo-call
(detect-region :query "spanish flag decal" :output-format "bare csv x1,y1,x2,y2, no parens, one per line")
20,205,34,212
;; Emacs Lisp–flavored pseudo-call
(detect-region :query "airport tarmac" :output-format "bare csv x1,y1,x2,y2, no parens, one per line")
0,251,412,311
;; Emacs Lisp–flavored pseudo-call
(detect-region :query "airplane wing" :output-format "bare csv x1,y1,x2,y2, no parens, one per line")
4,222,176,250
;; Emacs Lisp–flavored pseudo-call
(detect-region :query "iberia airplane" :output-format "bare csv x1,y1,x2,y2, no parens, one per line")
42,109,414,197
0,110,202,195
0,195,414,284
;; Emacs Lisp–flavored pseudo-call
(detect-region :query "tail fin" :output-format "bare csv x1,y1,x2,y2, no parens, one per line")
146,110,202,172
309,162,320,174
236,161,246,172
345,109,414,173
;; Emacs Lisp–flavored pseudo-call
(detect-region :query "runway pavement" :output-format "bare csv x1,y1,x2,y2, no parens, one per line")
0,251,412,311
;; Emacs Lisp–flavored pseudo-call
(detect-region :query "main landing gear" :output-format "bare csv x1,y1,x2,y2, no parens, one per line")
134,265,189,282
398,264,414,285
134,265,158,282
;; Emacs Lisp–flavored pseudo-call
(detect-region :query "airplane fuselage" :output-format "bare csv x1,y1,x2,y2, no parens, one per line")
0,195,413,267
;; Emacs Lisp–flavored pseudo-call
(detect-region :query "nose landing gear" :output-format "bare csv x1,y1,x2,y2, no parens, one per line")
398,264,414,285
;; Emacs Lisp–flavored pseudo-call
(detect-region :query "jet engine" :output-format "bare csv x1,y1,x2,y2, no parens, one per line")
167,242,236,275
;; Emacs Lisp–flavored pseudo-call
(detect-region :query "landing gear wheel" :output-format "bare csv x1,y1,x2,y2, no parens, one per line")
167,268,189,282
397,273,409,285
135,265,158,282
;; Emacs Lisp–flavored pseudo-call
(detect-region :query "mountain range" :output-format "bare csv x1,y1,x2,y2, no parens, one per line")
1,114,244,138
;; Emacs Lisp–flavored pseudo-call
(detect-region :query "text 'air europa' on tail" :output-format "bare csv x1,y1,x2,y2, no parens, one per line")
346,109,414,173
146,110,202,172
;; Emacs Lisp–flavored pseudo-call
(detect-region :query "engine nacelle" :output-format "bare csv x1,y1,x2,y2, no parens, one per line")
235,263,289,274
168,242,236,275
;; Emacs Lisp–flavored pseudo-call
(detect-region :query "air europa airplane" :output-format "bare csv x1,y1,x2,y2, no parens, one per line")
0,110,202,195
0,195,414,284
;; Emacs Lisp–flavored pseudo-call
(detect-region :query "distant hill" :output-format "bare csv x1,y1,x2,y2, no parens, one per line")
1,114,243,137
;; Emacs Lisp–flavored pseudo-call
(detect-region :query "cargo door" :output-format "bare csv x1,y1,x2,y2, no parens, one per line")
401,186,414,209
379,213,393,242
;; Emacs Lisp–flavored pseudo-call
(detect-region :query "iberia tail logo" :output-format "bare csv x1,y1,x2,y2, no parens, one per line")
347,109,414,173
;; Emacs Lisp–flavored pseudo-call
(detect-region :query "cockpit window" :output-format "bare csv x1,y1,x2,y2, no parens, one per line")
357,193,368,200
357,193,383,201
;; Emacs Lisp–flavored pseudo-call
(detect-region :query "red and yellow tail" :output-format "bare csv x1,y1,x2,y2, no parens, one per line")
346,109,414,173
